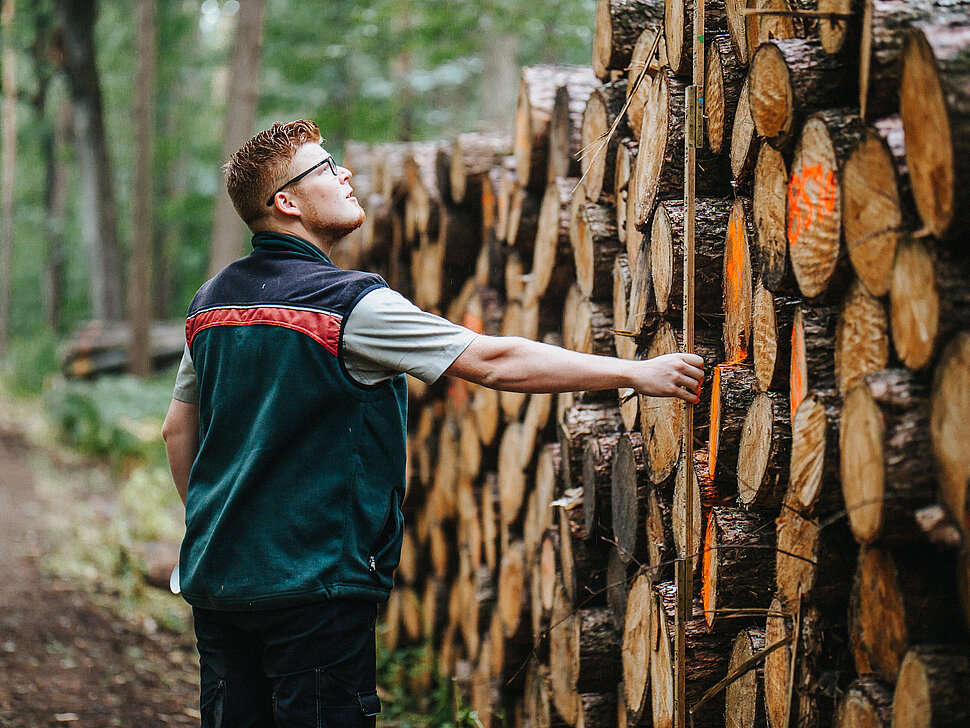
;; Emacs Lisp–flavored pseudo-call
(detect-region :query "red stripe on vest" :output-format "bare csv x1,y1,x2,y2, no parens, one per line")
186,306,342,356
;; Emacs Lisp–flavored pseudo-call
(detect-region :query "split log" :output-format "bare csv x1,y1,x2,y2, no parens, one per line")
706,33,746,156
582,431,622,540
622,570,654,723
548,71,600,183
550,579,621,726
789,393,843,518
639,321,683,484
650,198,733,316
725,627,768,728
790,302,839,418
611,431,649,565
724,197,759,363
749,38,856,150
900,21,970,240
730,73,758,189
403,143,444,243
516,66,594,193
449,131,513,206
633,69,731,230
752,143,789,292
665,0,727,77
930,331,970,533
533,531,559,643
775,504,855,615
860,0,970,120
753,280,797,392
574,201,621,302
841,369,935,545
627,228,655,340
850,545,967,683
534,177,579,300
701,506,776,629
890,235,970,372
892,647,970,728
626,29,665,144
835,278,889,395
580,80,629,202
835,676,893,728
498,421,529,531
787,110,865,299
497,540,531,643
650,581,734,728
593,0,666,79
525,444,560,562
738,390,791,512
842,119,909,297
709,364,761,491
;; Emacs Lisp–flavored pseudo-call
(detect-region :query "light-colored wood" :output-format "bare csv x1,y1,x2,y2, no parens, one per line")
892,647,970,728
931,331,970,535
640,321,684,484
593,0,666,79
737,390,790,511
725,627,768,728
581,80,629,202
724,197,758,363
835,676,892,728
835,278,889,395
622,570,654,721
706,33,746,156
752,144,789,291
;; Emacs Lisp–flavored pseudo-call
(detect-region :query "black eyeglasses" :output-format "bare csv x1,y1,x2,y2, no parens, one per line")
265,156,338,206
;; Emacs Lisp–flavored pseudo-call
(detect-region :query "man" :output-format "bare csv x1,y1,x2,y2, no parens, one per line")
162,119,704,727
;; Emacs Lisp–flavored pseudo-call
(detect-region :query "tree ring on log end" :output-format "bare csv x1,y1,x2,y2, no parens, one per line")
764,596,793,728
738,392,774,507
790,395,829,512
841,380,886,544
622,571,653,718
749,43,794,143
890,236,939,371
931,332,970,532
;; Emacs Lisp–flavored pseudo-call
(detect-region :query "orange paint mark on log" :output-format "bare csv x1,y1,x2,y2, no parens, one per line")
725,208,749,363
702,515,716,626
790,315,806,418
787,163,837,248
709,365,722,476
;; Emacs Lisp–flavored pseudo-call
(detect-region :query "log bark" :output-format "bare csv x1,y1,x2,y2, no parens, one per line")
864,0,970,118
726,627,768,728
580,80,629,202
753,280,798,392
842,119,909,297
707,33,747,156
633,69,731,230
752,143,790,291
650,198,733,316
850,545,967,683
507,186,542,252
930,331,970,534
611,431,649,565
593,0,666,79
650,581,734,728
790,302,839,418
709,364,761,491
665,0,727,77
548,71,600,183
835,676,892,728
724,197,760,363
835,278,889,396
582,431,622,540
892,647,970,728
738,390,791,512
749,38,856,150
558,402,624,494
787,110,865,299
890,235,970,372
702,506,776,629
573,202,621,302
900,22,970,240
534,177,579,300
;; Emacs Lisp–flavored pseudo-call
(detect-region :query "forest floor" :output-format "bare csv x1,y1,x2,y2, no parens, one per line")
0,420,201,727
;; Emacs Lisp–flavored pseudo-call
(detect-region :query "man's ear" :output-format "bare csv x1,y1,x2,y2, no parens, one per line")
271,192,302,218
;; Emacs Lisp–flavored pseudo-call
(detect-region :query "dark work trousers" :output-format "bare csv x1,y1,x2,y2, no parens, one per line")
192,598,381,728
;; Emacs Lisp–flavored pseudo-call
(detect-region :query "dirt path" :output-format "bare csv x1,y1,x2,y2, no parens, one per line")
0,432,201,727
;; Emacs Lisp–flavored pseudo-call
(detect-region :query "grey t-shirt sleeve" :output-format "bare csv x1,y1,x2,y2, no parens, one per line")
172,343,200,404
342,287,478,385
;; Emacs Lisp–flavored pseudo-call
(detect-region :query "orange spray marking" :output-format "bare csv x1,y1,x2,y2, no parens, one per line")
787,163,837,248
708,365,722,476
790,315,806,418
725,210,748,363
701,515,716,623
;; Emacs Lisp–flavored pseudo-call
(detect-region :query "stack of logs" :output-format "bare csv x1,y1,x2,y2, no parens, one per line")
336,0,970,725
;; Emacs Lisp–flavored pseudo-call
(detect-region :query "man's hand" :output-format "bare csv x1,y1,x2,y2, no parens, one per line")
630,353,705,403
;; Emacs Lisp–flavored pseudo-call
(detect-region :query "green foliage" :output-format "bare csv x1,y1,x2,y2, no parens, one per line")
42,372,174,467
1,331,60,396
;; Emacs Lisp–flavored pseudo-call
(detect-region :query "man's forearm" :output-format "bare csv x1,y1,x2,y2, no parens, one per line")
162,398,200,506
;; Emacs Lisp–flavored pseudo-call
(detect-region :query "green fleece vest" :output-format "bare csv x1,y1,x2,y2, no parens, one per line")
179,232,407,609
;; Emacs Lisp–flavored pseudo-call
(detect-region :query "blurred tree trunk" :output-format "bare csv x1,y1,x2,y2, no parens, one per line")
43,98,70,333
0,0,16,357
207,0,266,276
482,33,520,128
58,0,124,322
128,0,155,377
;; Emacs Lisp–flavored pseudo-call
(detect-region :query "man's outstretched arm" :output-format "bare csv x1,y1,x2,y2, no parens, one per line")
162,398,200,506
444,335,704,403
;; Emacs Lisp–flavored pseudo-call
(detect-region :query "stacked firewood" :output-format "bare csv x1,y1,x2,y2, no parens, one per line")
337,0,970,725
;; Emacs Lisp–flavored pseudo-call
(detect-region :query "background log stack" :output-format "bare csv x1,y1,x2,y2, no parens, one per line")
336,0,970,725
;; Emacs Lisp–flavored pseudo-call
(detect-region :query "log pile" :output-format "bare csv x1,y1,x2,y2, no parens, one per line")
337,0,970,724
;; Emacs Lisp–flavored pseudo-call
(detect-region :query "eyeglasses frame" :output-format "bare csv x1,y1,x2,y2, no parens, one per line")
265,155,338,207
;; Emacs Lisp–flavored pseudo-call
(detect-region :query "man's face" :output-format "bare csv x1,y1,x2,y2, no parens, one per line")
285,143,365,240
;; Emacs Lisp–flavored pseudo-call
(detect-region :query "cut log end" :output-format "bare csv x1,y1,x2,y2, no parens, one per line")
749,43,794,142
